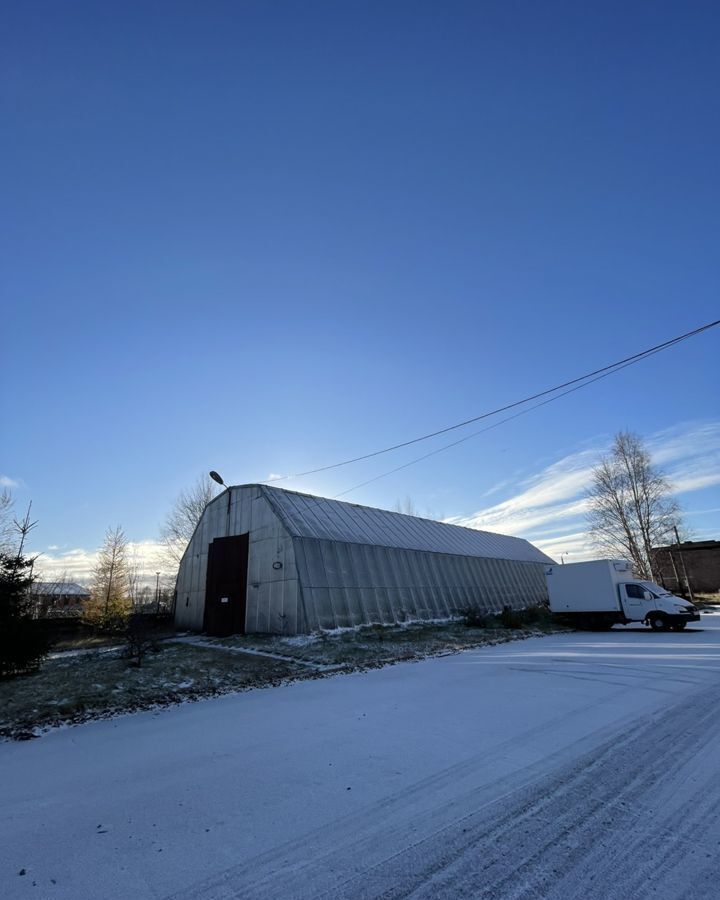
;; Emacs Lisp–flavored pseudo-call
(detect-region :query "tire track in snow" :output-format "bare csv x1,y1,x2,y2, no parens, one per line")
344,682,720,900
167,680,720,900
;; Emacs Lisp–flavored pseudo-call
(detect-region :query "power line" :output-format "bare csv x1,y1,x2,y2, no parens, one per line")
332,344,671,498
264,318,719,485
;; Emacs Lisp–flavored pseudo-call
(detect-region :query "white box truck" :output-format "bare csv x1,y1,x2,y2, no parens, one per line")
545,559,700,631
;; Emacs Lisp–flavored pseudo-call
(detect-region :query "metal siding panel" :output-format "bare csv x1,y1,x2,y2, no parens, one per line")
342,587,362,627
350,541,370,587
346,544,371,624
265,580,282,633
309,587,332,629
302,584,321,633
321,541,352,627
334,541,358,588
307,540,329,589
319,539,341,586
395,549,420,616
282,578,299,633
245,583,260,633
356,546,382,623
363,546,390,622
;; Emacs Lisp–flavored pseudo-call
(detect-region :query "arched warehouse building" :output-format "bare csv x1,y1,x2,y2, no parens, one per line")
174,484,555,636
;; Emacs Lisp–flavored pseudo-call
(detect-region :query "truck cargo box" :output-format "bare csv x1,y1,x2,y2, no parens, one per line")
546,559,633,613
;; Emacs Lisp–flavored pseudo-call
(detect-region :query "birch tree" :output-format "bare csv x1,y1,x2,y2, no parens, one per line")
0,489,14,553
586,431,681,580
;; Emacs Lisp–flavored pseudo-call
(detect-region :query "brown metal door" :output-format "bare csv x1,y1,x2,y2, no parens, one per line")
203,534,249,636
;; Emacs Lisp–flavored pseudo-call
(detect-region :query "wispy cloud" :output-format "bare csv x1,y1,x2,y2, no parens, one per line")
0,475,20,488
450,420,720,563
651,422,720,495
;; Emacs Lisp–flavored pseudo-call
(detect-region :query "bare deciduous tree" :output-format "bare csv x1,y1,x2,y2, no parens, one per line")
587,431,681,580
393,495,419,516
159,475,219,570
126,548,144,612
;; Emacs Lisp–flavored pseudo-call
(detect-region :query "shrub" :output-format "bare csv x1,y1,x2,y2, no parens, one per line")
124,613,161,667
83,595,132,634
457,607,489,628
500,605,523,629
521,603,552,626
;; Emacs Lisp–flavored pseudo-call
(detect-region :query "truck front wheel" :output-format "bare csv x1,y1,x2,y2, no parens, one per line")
648,614,667,631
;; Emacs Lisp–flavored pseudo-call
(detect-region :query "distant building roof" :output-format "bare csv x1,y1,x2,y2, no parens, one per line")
31,582,91,596
653,540,719,551
257,484,554,564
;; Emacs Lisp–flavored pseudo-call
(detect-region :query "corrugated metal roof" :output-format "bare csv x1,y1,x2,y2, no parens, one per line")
257,485,554,565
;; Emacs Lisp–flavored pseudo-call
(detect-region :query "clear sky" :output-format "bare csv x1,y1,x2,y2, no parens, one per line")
2,1,719,580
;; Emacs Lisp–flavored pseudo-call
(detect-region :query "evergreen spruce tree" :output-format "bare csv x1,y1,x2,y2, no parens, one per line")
0,506,49,678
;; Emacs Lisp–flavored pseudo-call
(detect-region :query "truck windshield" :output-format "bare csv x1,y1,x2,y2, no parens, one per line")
640,581,670,598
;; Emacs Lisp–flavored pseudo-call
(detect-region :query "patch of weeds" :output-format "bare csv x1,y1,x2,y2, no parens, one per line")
0,645,300,740
456,607,490,629
499,606,524,629
497,603,553,630
693,593,720,610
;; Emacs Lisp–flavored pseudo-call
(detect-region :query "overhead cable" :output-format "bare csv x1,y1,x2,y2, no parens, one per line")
263,318,719,486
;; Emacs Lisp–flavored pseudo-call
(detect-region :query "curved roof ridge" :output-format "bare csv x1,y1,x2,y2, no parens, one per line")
255,484,554,565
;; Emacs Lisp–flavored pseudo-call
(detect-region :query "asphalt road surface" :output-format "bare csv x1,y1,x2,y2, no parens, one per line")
2,616,719,899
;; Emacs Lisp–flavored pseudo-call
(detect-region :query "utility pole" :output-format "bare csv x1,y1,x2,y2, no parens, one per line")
673,525,694,602
668,550,681,593
155,571,161,614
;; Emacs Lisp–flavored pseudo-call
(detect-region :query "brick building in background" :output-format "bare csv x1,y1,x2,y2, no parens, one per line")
30,582,91,617
652,540,720,595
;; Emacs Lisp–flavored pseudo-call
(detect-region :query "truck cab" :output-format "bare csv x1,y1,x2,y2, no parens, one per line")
618,581,700,631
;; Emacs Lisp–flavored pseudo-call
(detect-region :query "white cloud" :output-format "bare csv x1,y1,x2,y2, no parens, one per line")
34,539,168,585
531,531,598,562
658,421,720,496
647,421,720,466
446,448,597,538
450,420,720,562
0,475,19,488
671,472,720,493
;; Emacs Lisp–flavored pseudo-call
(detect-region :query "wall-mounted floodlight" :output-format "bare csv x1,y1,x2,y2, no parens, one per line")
209,471,225,487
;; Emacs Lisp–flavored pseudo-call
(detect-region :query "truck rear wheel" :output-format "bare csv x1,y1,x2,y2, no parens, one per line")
648,614,667,631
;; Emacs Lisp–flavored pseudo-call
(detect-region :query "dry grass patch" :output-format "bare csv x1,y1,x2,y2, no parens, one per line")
1,613,569,740
212,615,566,669
0,644,299,740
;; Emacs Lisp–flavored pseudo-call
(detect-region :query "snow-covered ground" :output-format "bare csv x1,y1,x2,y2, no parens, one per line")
2,615,720,899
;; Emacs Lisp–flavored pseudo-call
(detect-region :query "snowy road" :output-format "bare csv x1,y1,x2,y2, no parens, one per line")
2,618,720,899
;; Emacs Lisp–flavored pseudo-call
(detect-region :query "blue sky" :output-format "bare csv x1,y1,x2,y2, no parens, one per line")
2,1,718,580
